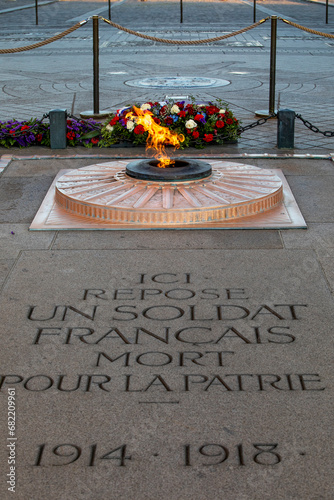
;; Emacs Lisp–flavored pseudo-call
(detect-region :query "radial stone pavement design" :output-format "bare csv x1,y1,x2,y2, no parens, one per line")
30,160,306,230
125,76,230,89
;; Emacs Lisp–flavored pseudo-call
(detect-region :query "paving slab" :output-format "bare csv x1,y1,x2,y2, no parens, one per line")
316,248,334,292
285,174,334,223
0,248,333,499
281,222,334,249
1,0,334,494
0,258,15,287
0,176,55,223
51,228,283,250
0,223,55,259
0,155,333,499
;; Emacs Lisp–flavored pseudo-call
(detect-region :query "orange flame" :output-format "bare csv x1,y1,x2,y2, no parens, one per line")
126,106,184,168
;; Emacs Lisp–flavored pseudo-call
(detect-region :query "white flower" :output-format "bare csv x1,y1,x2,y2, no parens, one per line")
171,104,180,114
126,121,135,131
185,119,197,129
219,109,226,114
106,124,114,132
140,103,151,111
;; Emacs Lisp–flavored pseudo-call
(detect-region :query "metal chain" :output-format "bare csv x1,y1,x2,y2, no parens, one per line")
238,114,277,133
295,114,334,137
100,16,269,45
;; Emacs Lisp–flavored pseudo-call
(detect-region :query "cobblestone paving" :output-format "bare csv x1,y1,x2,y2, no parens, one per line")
0,0,333,151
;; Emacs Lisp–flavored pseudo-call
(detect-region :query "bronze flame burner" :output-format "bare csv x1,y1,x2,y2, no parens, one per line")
41,160,295,229
125,158,212,182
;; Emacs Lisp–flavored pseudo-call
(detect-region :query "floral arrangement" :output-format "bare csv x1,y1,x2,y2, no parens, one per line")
0,118,50,148
65,118,102,147
0,100,240,149
100,99,240,149
0,117,102,149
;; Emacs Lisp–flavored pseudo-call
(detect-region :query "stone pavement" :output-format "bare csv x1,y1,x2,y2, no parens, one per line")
0,0,334,152
0,151,334,500
0,2,334,499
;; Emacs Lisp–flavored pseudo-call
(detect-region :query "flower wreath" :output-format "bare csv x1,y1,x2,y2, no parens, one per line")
100,99,240,149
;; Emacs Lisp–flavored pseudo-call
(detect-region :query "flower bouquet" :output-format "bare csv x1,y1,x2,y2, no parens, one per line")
0,117,102,149
100,99,240,149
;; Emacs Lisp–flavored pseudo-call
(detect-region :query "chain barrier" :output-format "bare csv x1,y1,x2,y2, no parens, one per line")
1,14,334,142
0,20,88,54
238,113,334,138
278,17,334,39
0,15,270,54
0,16,333,54
100,16,269,44
295,114,334,137
238,114,277,134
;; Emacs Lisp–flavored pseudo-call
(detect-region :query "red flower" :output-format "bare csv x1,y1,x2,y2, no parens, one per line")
134,125,145,135
159,105,167,115
153,117,161,125
194,114,204,121
36,134,43,142
203,134,214,142
20,125,30,132
206,105,219,115
185,105,194,115
192,130,200,139
91,137,99,144
165,117,173,125
216,120,225,128
226,118,234,125
179,110,186,118
9,130,16,134
109,116,119,126
66,131,76,140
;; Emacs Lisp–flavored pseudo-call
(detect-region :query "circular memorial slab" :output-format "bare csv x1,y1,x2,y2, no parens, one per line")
125,76,230,88
55,160,284,226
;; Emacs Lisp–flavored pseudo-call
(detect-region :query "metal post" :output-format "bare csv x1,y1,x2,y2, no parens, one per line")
253,0,256,23
277,109,295,148
35,0,38,25
92,16,100,115
108,0,111,21
180,0,183,23
49,109,67,149
326,0,329,24
269,16,277,115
